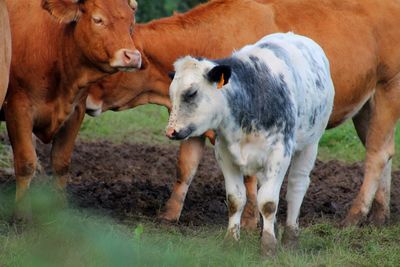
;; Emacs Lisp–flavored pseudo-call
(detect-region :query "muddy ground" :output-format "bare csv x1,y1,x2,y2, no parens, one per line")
1,139,400,227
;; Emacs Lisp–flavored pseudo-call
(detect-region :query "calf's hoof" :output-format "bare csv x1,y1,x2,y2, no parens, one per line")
225,224,240,241
282,226,299,249
260,231,277,258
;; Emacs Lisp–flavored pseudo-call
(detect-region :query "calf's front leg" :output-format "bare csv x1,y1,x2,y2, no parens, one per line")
215,143,246,241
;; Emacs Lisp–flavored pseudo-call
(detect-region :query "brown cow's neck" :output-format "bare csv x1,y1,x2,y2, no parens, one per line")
60,26,107,94
131,0,277,99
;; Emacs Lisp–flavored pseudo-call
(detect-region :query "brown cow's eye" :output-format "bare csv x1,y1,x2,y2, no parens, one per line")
92,16,103,25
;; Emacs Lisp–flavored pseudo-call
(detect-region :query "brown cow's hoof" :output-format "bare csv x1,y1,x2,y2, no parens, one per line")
260,231,277,259
54,189,68,209
12,204,33,233
282,226,299,249
370,212,389,227
241,216,258,231
157,211,179,225
341,212,364,228
369,201,390,227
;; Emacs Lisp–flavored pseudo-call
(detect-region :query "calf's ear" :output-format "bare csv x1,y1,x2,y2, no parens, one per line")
42,0,82,23
207,65,231,89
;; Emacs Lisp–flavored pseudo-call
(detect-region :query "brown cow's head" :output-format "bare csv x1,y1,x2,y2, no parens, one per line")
42,0,141,73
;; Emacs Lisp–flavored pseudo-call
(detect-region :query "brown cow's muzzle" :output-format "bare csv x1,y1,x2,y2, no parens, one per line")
110,49,141,71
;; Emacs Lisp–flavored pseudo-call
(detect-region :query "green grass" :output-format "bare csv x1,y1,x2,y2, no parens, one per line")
1,190,400,267
78,105,400,168
1,106,400,266
79,105,173,144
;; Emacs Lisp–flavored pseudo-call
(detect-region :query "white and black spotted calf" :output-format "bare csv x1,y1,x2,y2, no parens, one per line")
166,33,334,257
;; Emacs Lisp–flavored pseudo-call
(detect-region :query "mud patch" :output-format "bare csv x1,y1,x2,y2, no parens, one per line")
1,140,400,227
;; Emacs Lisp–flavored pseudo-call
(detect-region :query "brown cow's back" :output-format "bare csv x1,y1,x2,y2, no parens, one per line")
84,0,400,227
90,0,400,127
0,0,11,107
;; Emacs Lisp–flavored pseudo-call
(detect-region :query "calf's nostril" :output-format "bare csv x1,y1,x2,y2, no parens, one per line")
166,127,177,139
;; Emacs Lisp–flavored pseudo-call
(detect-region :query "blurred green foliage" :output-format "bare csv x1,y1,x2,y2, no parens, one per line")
136,0,207,22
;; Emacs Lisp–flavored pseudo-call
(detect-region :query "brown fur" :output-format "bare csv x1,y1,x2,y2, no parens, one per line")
262,202,277,217
227,194,238,216
0,0,11,108
60,0,400,226
4,0,137,206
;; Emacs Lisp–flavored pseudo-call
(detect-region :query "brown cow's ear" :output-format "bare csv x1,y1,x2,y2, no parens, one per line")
128,0,138,12
168,71,176,80
42,0,82,23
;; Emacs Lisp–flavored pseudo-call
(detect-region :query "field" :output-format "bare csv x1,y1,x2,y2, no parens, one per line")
1,105,400,266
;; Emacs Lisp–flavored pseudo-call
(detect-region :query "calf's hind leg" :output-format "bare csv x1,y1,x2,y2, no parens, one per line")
343,78,400,226
282,143,318,248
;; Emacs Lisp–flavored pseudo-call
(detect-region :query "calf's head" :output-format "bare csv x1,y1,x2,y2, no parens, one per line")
166,56,231,140
42,0,141,72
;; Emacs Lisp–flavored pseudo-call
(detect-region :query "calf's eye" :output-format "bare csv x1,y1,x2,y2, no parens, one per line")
184,90,198,101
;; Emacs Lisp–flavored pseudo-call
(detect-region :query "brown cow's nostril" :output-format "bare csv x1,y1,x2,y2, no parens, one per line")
111,49,141,70
123,50,134,64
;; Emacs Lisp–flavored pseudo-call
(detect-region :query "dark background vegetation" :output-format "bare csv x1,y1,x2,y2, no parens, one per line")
136,0,207,22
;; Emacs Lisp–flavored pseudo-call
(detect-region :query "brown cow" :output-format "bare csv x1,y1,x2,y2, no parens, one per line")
64,0,400,232
0,0,11,107
4,0,141,215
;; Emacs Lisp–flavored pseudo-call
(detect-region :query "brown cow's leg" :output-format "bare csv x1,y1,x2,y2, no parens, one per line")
160,136,259,229
241,175,259,230
5,96,36,219
343,80,400,226
51,103,86,191
159,136,206,222
370,160,392,226
352,100,391,226
32,134,45,175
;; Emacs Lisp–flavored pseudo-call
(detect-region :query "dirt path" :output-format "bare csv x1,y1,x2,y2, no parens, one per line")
1,140,400,226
